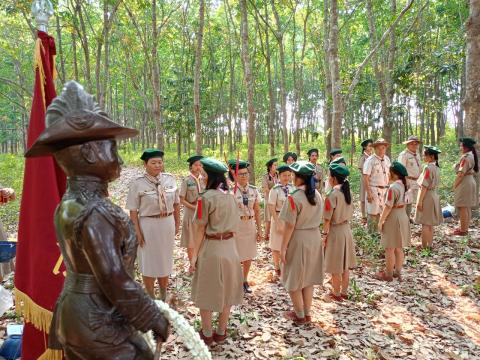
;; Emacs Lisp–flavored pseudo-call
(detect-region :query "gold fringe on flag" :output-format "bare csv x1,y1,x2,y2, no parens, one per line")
14,288,53,334
33,38,47,108
38,349,63,360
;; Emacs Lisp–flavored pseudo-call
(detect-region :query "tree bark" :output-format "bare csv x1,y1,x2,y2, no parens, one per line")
194,0,205,154
152,0,164,149
329,0,343,149
323,0,333,158
240,0,256,183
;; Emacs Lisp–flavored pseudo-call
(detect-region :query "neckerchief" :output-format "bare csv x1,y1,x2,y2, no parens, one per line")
374,154,388,184
189,172,202,193
144,172,168,215
409,151,420,168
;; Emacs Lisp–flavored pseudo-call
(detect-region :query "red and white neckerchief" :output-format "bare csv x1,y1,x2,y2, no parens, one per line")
409,150,420,168
189,172,202,193
144,172,168,215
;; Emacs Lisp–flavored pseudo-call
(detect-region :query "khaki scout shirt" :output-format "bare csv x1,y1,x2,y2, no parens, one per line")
398,150,421,190
363,154,391,187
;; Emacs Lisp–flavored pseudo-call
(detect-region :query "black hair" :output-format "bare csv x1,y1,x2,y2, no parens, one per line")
390,168,408,192
361,142,372,152
206,171,228,191
424,148,440,168
464,145,479,172
266,161,276,174
329,169,352,205
296,173,316,206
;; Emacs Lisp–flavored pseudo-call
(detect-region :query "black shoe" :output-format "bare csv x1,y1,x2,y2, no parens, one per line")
243,282,252,294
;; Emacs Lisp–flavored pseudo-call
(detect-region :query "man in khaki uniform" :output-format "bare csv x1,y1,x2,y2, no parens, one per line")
308,148,323,193
398,135,422,220
363,139,391,233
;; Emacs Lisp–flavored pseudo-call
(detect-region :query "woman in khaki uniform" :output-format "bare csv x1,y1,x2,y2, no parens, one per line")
452,137,479,236
179,155,205,261
268,165,294,278
279,161,324,325
228,160,262,294
190,158,243,346
283,152,298,165
414,146,442,249
262,158,278,240
358,139,373,223
375,162,411,282
127,149,180,300
323,163,356,302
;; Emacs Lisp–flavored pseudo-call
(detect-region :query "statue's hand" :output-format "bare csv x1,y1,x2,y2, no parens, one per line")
153,316,170,342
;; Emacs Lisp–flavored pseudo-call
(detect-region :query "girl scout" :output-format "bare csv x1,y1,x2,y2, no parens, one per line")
414,146,442,249
262,158,278,241
375,161,411,282
127,149,180,300
452,137,479,236
280,161,324,325
323,163,356,302
228,160,263,294
283,152,298,165
267,165,294,278
179,155,205,262
190,158,243,346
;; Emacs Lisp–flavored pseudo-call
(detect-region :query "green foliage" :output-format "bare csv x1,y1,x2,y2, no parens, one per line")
0,154,24,236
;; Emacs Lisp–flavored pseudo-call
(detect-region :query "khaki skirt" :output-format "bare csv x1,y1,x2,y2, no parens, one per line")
281,228,324,292
414,190,443,226
235,218,257,262
324,223,357,274
269,215,283,252
180,207,195,248
381,208,411,249
360,179,366,202
191,238,244,312
454,175,478,208
264,202,271,222
138,215,175,277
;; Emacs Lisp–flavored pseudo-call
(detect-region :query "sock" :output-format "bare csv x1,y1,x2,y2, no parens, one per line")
202,328,212,337
243,277,248,283
159,287,167,302
294,310,305,318
216,328,225,336
304,309,310,317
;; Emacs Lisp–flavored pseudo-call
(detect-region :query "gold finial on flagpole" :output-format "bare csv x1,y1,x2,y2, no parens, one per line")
31,0,53,32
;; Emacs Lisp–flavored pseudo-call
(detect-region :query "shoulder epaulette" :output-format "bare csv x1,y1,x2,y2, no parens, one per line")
326,188,334,197
162,172,174,177
248,184,257,189
289,188,300,195
273,184,281,189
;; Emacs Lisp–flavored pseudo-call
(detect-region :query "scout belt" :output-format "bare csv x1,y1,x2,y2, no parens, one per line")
240,215,254,220
331,220,348,226
206,232,234,240
64,272,101,294
370,185,389,189
145,212,173,218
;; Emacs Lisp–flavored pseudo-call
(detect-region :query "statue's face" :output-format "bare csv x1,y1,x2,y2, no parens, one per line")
93,140,123,181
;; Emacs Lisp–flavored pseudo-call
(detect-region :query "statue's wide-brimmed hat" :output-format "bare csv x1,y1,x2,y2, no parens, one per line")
25,81,138,158
372,138,390,148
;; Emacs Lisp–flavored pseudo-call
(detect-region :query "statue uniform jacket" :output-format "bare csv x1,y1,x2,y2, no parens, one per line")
49,179,164,354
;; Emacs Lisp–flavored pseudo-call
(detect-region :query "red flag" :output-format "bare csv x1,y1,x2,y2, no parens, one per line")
14,30,66,360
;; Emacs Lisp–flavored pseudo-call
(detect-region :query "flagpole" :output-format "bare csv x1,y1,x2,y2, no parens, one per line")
31,0,54,32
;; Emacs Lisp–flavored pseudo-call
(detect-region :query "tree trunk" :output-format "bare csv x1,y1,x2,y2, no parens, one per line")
194,0,205,154
329,0,343,149
323,0,333,158
240,0,256,183
152,0,164,149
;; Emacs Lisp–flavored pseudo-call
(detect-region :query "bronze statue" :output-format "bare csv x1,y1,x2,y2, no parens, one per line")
26,81,169,359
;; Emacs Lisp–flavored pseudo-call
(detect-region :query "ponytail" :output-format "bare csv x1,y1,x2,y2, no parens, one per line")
330,169,352,205
297,173,317,205
390,168,408,192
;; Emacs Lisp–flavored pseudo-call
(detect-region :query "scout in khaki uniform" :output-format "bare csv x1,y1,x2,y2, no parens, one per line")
363,138,391,233
283,151,298,165
127,149,180,300
268,165,294,279
280,161,324,325
323,163,356,302
414,146,442,249
179,155,205,262
329,148,344,164
262,158,278,240
452,137,479,236
398,135,422,219
375,162,411,282
308,148,324,193
228,160,263,293
358,139,373,223
190,158,244,346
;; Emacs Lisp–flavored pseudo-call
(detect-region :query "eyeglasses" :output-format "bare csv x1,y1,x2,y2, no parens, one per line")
237,172,249,177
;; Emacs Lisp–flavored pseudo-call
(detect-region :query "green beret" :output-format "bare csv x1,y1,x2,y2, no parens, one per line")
330,156,346,165
277,165,291,173
329,163,350,177
140,149,164,161
361,139,373,148
288,161,315,176
187,155,204,165
307,148,319,156
227,159,249,170
391,161,408,177
200,157,228,174
283,152,298,162
266,158,278,167
423,145,441,154
330,148,342,156
459,137,476,147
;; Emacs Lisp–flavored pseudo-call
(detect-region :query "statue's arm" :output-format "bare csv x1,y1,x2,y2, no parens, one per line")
81,211,169,341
